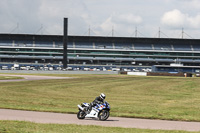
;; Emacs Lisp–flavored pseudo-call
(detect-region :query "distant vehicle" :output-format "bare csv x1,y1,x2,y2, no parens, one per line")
31,67,35,70
123,68,131,72
102,67,107,71
83,67,90,71
142,68,152,72
96,68,100,71
66,67,73,71
92,68,97,71
44,67,48,71
20,67,26,70
112,68,120,71
133,69,140,72
49,67,53,71
1,66,9,70
26,66,31,70
56,67,62,70
39,67,44,70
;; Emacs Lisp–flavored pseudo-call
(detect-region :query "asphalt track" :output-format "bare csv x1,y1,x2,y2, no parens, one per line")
0,109,200,132
0,74,200,131
0,74,73,82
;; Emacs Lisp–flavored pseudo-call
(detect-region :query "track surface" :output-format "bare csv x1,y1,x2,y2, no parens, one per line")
0,74,200,131
0,74,72,82
0,109,200,131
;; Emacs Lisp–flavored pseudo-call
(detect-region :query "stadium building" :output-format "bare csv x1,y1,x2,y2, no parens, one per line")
0,33,200,73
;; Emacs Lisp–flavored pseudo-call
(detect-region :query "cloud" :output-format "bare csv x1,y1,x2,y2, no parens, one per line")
99,13,143,36
184,0,200,9
0,0,90,35
188,15,200,28
0,0,41,33
161,9,200,29
161,9,186,28
114,14,143,25
0,0,200,38
37,0,90,35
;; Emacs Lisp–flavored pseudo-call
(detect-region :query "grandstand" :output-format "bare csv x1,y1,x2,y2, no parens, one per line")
0,33,200,73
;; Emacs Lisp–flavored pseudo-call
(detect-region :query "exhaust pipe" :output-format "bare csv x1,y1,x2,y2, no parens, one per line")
77,105,84,110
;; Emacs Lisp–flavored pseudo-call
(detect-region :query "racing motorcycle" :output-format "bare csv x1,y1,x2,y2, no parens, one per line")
77,101,110,121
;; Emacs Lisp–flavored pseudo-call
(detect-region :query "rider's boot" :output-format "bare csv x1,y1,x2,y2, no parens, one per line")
83,107,89,114
85,104,93,114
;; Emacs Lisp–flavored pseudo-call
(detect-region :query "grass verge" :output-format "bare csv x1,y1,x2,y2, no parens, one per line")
0,74,200,121
0,120,196,133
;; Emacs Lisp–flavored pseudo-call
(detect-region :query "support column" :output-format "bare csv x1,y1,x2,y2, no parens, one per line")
63,18,68,69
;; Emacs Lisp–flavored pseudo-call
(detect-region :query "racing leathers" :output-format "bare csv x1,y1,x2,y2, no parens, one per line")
86,96,104,113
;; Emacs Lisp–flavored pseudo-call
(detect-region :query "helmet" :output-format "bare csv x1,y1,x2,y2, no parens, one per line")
100,93,106,100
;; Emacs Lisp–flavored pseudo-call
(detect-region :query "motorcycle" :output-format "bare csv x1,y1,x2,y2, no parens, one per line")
77,101,110,121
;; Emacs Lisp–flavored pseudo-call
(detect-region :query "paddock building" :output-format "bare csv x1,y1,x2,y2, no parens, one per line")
0,33,200,73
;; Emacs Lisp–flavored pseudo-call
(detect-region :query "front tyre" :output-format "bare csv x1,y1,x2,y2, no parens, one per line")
77,110,86,119
98,110,110,121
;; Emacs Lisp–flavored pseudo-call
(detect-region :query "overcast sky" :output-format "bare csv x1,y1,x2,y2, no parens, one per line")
1,0,200,39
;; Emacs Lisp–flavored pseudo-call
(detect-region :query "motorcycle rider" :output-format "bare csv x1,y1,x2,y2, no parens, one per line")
84,93,106,114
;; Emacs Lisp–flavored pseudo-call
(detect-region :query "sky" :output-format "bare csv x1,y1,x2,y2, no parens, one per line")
0,0,200,39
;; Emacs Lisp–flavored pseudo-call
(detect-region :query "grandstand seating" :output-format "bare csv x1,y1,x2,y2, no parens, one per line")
55,41,63,48
55,41,73,48
75,42,93,49
15,40,33,47
114,43,133,50
95,42,113,49
134,43,152,50
0,40,13,46
0,35,200,72
192,44,200,51
68,42,73,48
173,44,192,51
1,39,199,53
34,41,54,47
154,44,172,51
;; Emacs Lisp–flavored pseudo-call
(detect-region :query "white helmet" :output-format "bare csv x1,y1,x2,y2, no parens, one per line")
100,93,106,100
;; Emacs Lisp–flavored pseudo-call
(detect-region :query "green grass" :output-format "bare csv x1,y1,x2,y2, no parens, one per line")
0,121,197,133
0,74,200,121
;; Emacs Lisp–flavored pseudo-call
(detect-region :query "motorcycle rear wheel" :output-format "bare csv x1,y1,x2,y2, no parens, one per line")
77,110,86,119
98,110,110,121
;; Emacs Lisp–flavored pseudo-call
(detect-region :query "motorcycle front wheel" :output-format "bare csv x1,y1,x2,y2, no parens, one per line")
98,110,110,121
77,110,86,119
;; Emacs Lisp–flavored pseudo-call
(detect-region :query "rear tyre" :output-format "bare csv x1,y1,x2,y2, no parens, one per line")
77,110,86,119
98,110,110,121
